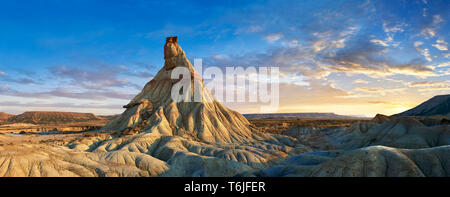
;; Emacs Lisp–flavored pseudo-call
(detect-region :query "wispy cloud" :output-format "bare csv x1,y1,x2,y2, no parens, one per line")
2,88,134,101
414,41,432,62
370,39,389,47
353,79,369,84
325,38,435,77
264,33,283,43
432,39,448,51
420,15,444,38
0,101,122,110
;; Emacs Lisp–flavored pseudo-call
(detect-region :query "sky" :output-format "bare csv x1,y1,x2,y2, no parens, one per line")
0,0,449,117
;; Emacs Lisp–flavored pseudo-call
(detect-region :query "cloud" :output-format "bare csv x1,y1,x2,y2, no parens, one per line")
2,88,134,101
353,79,369,84
264,33,283,43
408,80,447,87
414,41,432,62
417,85,450,91
0,71,6,76
354,87,382,92
370,39,389,47
0,74,38,85
368,101,391,104
367,100,402,105
383,22,405,34
435,61,450,68
420,15,444,38
0,101,122,110
407,80,450,92
382,22,405,44
0,84,10,91
324,38,435,77
432,39,448,51
353,87,406,96
50,65,139,90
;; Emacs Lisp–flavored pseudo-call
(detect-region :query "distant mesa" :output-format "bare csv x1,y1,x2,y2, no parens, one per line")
0,112,14,121
98,114,121,121
243,113,363,119
7,111,101,124
394,94,450,117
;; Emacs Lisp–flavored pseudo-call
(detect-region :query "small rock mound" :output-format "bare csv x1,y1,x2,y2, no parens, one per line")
371,114,395,124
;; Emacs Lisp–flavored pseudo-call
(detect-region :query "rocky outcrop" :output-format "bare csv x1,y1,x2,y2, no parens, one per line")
371,114,395,124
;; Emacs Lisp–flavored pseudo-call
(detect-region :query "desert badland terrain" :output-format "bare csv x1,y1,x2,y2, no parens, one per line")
0,37,449,177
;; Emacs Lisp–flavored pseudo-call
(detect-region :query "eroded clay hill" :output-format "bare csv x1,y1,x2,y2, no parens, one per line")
102,36,270,144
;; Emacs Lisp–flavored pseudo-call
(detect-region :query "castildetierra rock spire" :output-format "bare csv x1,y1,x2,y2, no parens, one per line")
102,36,268,143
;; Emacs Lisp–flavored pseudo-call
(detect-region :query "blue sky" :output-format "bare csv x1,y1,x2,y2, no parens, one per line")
0,0,449,116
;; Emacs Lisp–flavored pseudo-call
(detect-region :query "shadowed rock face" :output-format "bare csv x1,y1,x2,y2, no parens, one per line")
395,94,450,117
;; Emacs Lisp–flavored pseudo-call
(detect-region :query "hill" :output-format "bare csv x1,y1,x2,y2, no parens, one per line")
8,111,101,124
395,94,450,117
0,112,14,121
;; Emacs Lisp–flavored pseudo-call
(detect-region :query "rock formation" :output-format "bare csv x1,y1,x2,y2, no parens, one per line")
102,36,270,144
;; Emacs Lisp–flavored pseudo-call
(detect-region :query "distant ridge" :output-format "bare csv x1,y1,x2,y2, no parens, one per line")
0,112,14,121
394,94,450,117
8,111,101,124
243,113,363,119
